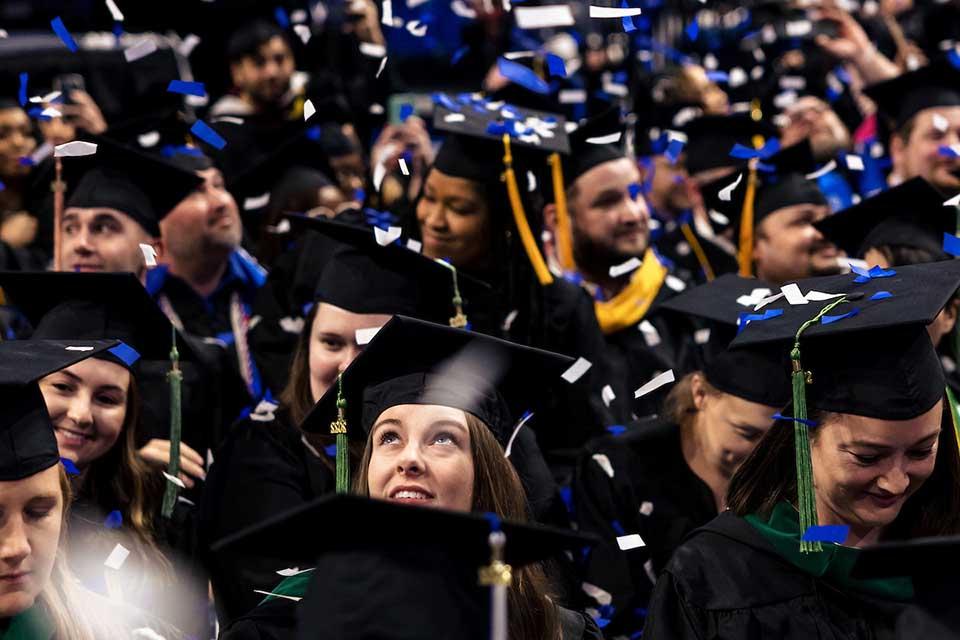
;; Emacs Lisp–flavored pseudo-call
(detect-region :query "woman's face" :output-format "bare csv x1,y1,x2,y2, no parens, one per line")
694,376,779,478
307,304,392,403
0,466,63,618
39,359,130,470
415,169,493,270
366,404,475,512
811,400,942,535
0,108,36,181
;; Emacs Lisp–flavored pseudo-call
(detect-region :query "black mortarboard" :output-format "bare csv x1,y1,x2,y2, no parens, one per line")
103,107,214,173
287,214,491,328
64,137,203,236
864,55,960,130
814,178,951,260
301,315,574,444
752,140,826,222
560,107,625,183
633,99,704,158
731,260,960,419
212,494,596,640
0,271,194,367
659,274,791,407
0,339,119,481
682,113,778,176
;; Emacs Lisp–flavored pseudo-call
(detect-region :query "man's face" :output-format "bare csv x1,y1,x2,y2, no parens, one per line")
230,36,295,108
569,157,651,271
0,108,36,181
753,203,841,285
648,154,692,214
61,207,154,277
160,168,242,260
891,107,960,194
780,97,851,161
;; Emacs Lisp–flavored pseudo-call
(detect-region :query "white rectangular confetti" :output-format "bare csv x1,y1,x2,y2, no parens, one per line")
359,42,387,58
123,39,157,63
162,471,186,489
601,384,616,407
303,99,316,121
609,257,641,278
374,226,402,246
589,6,643,18
104,544,130,570
639,320,661,348
355,327,382,345
253,590,302,603
514,5,575,29
586,132,622,145
398,157,409,176
381,0,393,25
933,113,949,133
718,173,743,202
558,89,587,104
561,357,592,383
780,283,808,305
243,193,271,210
139,243,157,267
105,0,124,21
54,141,97,157
616,534,646,551
634,370,675,399
844,155,864,171
406,238,422,253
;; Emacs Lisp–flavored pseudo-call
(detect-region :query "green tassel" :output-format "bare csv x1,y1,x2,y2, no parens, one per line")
162,326,183,519
946,385,960,456
330,374,349,494
791,297,848,553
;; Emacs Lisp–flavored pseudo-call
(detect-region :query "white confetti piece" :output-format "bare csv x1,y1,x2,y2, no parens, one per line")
212,116,244,125
276,567,312,577
665,275,686,292
381,0,393,24
617,534,646,551
451,0,477,18
123,39,157,63
590,5,642,18
54,141,97,157
253,590,302,602
639,320,661,348
65,346,95,351
640,501,654,515
372,161,387,192
376,56,388,79
718,173,743,202
785,19,812,37
586,132,621,145
502,309,519,332
844,155,864,171
805,160,837,180
708,209,730,226
609,257,641,278
779,75,806,90
944,193,960,207
0,30,7,39
406,20,427,36
406,238,422,253
591,453,614,478
178,33,201,58
303,99,316,121
40,107,62,118
634,370,675,399
728,67,748,88
243,193,271,210
804,290,844,302
526,170,536,192
398,157,409,176
561,357,592,383
601,384,616,407
443,112,466,123
933,113,950,133
355,326,382,345
137,131,160,148
503,411,535,458
558,89,587,104
105,0,124,21
359,42,387,58
693,328,711,345
374,226,402,246
279,316,305,335
139,244,157,267
781,283,808,305
582,582,613,606
162,471,186,488
736,288,773,307
104,544,130,570
514,5,575,29
753,291,785,310
293,24,311,45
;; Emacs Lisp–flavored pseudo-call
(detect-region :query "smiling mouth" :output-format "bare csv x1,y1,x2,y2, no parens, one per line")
55,427,93,445
866,492,904,507
0,572,30,584
388,488,435,502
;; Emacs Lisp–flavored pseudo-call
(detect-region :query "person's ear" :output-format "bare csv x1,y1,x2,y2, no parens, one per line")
691,372,708,411
150,237,165,264
889,133,907,180
229,61,245,89
542,202,557,260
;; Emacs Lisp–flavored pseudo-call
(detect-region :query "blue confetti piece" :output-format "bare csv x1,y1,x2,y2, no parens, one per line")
736,308,784,334
353,188,366,202
27,107,51,122
944,233,960,257
664,138,685,164
685,19,699,41
545,53,567,78
274,6,290,28
432,93,459,111
610,519,625,535
628,183,642,200
802,524,849,543
112,21,124,39
324,444,337,458
190,121,226,150
949,48,960,71
606,424,627,436
483,512,502,532
398,103,414,122
302,302,315,316
167,80,206,97
51,17,79,52
161,144,205,159
869,291,893,301
730,138,780,159
821,308,859,325
108,342,141,367
18,72,27,107
451,45,469,65
939,145,960,158
486,121,510,137
559,485,574,515
851,264,896,283
497,57,550,95
0,181,5,192
772,412,818,427
706,71,729,83
61,457,80,475
306,125,322,141
18,156,35,167
622,14,636,32
104,510,123,529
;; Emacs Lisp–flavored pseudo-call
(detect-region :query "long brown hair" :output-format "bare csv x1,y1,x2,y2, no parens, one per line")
279,303,319,428
354,412,562,639
727,399,960,538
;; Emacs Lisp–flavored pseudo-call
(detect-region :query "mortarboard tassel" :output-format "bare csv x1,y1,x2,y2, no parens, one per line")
737,109,766,277
791,296,849,552
478,526,511,640
501,135,554,286
435,259,468,328
330,373,350,493
161,326,183,519
679,222,715,281
946,386,960,456
52,157,65,271
548,152,577,273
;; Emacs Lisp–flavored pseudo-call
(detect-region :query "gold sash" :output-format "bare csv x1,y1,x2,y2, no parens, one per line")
594,248,667,335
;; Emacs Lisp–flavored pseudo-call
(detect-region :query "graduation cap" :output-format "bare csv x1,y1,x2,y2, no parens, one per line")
432,93,570,285
814,178,951,261
286,214,492,329
658,274,791,408
212,494,596,639
864,54,960,130
682,112,778,176
0,271,194,366
103,108,214,173
64,137,203,237
0,339,119,481
730,260,960,550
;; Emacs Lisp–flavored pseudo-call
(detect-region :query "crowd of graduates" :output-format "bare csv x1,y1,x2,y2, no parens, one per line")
2,0,960,638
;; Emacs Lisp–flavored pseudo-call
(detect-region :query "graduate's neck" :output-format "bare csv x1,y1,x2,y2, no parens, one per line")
680,420,728,512
815,497,884,548
165,249,230,298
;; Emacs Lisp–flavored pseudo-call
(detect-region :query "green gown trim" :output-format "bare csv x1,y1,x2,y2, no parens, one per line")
259,569,316,604
1,605,54,640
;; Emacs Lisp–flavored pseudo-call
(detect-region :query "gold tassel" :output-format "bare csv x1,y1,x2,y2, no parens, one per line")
737,163,758,277
548,152,577,272
679,222,715,282
501,135,553,285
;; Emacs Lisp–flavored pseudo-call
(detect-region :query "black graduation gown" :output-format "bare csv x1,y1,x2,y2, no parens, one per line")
573,418,716,635
197,405,336,626
643,512,910,640
653,222,739,288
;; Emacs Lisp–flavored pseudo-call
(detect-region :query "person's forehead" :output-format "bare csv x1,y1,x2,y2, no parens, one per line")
575,156,637,189
63,206,136,223
915,105,960,126
377,403,470,425
0,107,29,125
258,35,292,56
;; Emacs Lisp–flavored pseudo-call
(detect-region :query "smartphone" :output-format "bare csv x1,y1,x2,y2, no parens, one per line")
53,73,86,105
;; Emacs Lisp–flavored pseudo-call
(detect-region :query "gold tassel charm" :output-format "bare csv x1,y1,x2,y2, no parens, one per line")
435,259,469,328
330,374,349,493
479,530,511,640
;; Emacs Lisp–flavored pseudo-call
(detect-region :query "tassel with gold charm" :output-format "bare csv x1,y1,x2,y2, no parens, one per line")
435,258,468,328
479,527,511,640
162,326,183,519
329,373,350,493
